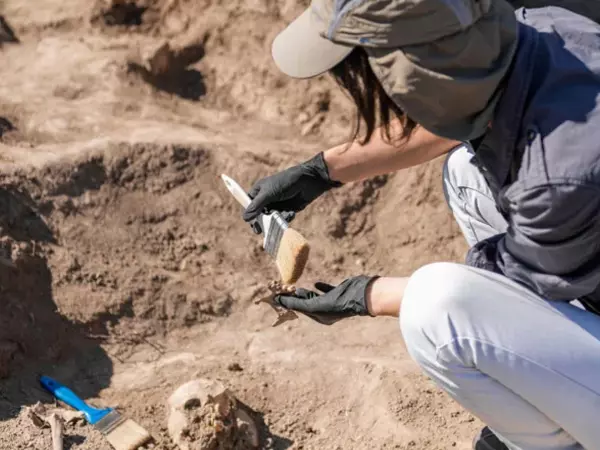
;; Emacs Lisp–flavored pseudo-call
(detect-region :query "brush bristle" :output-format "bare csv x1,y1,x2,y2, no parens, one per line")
104,418,151,450
276,228,310,284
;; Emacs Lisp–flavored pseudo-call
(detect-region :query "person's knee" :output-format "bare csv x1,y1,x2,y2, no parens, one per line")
400,262,476,352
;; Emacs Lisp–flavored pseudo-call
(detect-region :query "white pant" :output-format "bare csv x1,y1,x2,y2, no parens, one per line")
400,145,600,450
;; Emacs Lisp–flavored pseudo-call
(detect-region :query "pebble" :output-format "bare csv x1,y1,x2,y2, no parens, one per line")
227,362,243,372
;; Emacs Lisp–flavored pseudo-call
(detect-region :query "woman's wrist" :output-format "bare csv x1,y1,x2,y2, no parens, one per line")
323,140,382,183
322,143,352,183
365,277,380,316
312,151,343,187
365,276,409,317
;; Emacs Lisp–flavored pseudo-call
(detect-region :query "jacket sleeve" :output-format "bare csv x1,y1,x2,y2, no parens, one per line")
466,183,600,300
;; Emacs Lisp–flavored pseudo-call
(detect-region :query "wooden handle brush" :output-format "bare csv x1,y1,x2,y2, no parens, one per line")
221,174,309,284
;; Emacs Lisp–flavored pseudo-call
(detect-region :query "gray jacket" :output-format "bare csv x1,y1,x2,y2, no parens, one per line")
466,6,600,313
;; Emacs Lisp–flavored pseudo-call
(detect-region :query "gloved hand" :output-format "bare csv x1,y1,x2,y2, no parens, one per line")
242,152,342,232
274,275,378,325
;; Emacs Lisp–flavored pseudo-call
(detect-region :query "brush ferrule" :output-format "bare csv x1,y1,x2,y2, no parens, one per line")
95,410,125,435
264,212,288,257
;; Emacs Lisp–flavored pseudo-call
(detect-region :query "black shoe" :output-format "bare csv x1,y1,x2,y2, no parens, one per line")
473,427,509,450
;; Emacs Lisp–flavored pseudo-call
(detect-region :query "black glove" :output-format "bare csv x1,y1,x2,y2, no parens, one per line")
242,152,342,230
274,275,378,325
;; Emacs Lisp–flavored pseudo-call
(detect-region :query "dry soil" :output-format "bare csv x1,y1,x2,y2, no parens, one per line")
0,1,477,449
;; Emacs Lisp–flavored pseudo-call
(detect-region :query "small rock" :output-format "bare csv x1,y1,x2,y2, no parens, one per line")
0,16,18,44
179,258,188,271
0,117,15,137
67,256,81,272
100,0,147,26
227,362,243,372
183,398,201,410
300,113,325,136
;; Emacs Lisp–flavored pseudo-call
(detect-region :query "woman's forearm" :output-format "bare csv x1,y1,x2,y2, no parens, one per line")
365,276,410,317
324,122,460,183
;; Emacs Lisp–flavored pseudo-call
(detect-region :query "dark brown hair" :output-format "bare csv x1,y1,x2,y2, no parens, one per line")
330,47,417,145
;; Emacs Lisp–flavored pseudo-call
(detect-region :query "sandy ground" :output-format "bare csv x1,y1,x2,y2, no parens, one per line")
0,0,478,448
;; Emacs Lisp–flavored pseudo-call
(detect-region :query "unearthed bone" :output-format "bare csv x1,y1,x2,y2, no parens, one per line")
26,402,84,426
48,413,64,450
25,402,83,450
167,379,259,450
255,280,299,327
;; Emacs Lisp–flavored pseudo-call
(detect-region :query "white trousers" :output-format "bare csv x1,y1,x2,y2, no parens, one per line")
400,144,600,450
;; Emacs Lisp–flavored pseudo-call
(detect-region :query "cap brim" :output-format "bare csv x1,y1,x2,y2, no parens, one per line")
272,8,354,79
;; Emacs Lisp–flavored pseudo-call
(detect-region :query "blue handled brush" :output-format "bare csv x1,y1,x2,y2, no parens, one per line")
40,376,151,450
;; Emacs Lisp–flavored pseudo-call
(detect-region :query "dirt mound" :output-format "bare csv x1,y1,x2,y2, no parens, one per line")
126,26,208,100
0,182,74,379
0,141,274,379
0,0,476,448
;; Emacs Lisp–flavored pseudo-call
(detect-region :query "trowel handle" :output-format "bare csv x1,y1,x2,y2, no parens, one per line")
221,174,251,209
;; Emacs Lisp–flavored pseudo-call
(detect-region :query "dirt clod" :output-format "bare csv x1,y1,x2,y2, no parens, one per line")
98,0,148,26
226,363,243,372
0,117,15,138
127,27,207,100
255,281,299,327
0,16,18,44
